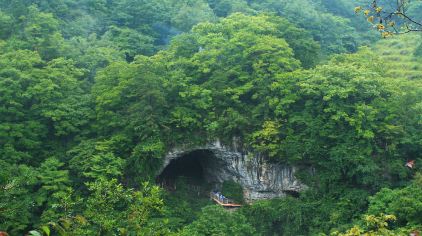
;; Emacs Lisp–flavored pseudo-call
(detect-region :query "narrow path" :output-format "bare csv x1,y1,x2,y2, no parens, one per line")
210,192,242,208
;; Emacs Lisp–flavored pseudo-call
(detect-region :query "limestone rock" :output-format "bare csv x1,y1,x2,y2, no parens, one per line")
157,139,306,201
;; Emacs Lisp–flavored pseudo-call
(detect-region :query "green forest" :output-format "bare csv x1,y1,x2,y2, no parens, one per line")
0,0,421,235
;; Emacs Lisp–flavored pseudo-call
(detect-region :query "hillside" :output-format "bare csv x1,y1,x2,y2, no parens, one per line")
0,0,421,235
374,34,422,80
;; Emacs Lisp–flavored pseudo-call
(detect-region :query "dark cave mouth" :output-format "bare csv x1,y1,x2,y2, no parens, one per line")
157,150,216,187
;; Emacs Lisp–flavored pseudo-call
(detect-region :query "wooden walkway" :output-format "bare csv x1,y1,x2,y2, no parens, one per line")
210,193,242,207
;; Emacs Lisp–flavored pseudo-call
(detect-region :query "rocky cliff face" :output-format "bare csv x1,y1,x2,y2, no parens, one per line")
157,139,306,201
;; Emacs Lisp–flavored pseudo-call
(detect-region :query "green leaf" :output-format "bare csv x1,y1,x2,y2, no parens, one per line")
41,226,50,236
28,230,42,236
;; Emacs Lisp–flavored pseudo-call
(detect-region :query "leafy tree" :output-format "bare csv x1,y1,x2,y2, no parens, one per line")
171,0,216,32
0,161,38,234
0,50,89,165
19,5,66,60
180,205,256,236
0,11,13,39
241,197,308,235
268,49,418,189
333,214,399,236
101,26,155,60
163,13,315,142
366,173,422,227
66,34,125,80
92,54,173,182
83,179,164,235
161,177,213,232
36,157,72,224
250,0,375,55
207,0,255,17
29,180,166,235
68,140,125,184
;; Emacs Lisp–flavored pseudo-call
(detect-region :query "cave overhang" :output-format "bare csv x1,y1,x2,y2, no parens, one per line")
156,140,306,201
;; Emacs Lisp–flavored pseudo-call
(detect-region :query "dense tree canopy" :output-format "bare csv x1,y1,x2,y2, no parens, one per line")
0,0,421,235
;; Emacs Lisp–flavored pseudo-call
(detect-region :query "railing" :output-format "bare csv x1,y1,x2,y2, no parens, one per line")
210,192,242,207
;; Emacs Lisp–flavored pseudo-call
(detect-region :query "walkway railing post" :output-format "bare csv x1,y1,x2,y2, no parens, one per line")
210,192,241,207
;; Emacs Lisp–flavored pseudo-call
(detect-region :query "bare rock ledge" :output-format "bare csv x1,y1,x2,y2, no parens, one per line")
157,139,306,201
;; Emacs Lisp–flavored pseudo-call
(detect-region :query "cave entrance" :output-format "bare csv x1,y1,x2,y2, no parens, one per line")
157,150,216,191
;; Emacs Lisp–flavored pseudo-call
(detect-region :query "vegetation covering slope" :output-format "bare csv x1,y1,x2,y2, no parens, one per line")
373,34,422,80
0,0,421,235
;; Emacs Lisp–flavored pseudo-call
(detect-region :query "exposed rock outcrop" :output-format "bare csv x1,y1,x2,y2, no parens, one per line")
157,139,306,201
